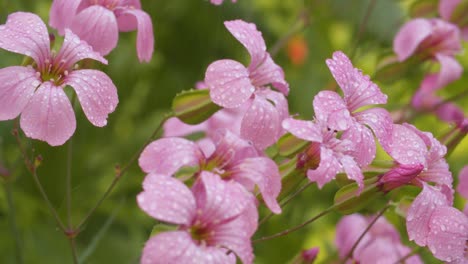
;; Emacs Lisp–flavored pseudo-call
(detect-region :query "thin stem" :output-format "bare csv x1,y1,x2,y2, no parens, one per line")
3,181,24,264
349,0,377,59
253,206,333,244
393,247,420,264
76,113,173,230
69,238,79,264
341,204,390,263
66,93,77,228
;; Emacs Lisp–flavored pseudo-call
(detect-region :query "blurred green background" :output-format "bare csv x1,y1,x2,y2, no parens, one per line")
0,0,467,263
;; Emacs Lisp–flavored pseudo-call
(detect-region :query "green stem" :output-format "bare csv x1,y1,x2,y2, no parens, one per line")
3,181,24,264
76,113,173,231
69,238,79,264
349,0,377,59
66,93,77,229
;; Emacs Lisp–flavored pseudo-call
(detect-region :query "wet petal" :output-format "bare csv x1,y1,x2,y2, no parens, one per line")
457,166,468,199
20,82,76,146
71,6,119,56
427,206,468,262
210,129,257,167
117,9,154,62
137,174,195,225
240,96,280,149
250,55,289,95
307,147,341,188
313,91,352,131
65,70,118,127
205,59,254,108
0,12,51,64
224,20,266,70
407,183,449,246
419,159,452,189
0,66,40,120
230,157,282,214
139,137,205,175
434,53,462,89
355,108,393,151
326,51,387,111
282,118,323,142
340,155,364,193
389,124,427,166
49,0,81,34
393,19,432,61
341,123,375,167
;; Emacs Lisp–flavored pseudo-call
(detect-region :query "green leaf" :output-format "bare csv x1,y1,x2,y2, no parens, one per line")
172,89,221,125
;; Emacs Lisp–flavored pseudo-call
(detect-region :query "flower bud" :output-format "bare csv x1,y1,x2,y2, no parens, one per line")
378,164,424,192
277,132,309,158
172,89,221,125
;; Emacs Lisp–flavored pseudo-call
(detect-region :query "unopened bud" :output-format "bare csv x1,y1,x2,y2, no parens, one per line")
172,89,221,125
277,132,309,158
378,164,424,192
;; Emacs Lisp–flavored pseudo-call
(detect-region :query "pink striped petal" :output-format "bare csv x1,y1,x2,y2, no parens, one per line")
20,82,76,146
457,166,468,199
249,55,289,95
342,123,375,167
0,66,40,120
438,0,461,20
355,108,393,151
49,0,81,34
313,91,352,131
325,51,387,111
57,29,108,69
139,137,205,175
389,125,427,166
137,174,195,225
393,19,433,61
141,231,235,264
163,117,207,137
193,172,251,224
282,118,323,142
205,59,254,108
407,184,449,246
117,9,154,62
261,89,289,124
231,157,282,214
434,53,462,89
307,147,341,188
419,159,452,189
224,20,266,70
339,155,364,192
0,12,50,65
240,96,280,149
65,70,118,127
427,206,468,262
210,129,257,166
71,6,119,56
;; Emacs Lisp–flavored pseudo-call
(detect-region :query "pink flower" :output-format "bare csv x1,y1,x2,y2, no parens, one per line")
282,118,365,191
317,51,393,167
138,130,282,214
335,214,422,264
50,0,154,62
138,172,257,264
379,124,452,191
439,0,468,40
204,20,289,149
393,18,462,90
406,183,468,262
210,0,237,5
457,166,468,199
0,12,118,146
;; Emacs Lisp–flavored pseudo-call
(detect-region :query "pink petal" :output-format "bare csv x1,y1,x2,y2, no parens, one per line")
427,206,468,262
230,157,282,214
224,20,267,71
406,183,449,246
205,59,254,108
0,66,40,120
249,54,289,95
393,19,432,61
210,129,257,167
206,108,245,137
457,166,468,199
282,118,323,142
240,96,280,149
434,53,463,89
163,117,208,137
0,12,51,64
141,231,235,264
193,172,252,224
379,164,425,192
389,124,427,166
313,91,352,131
307,147,341,188
462,27,468,41
339,155,364,193
355,108,393,151
137,174,195,225
438,0,461,20
71,6,119,56
341,123,376,167
139,137,204,175
325,51,387,111
20,82,76,146
49,0,81,34
116,9,154,62
65,70,118,127
335,214,371,259
419,159,453,189
259,89,289,129
56,29,108,69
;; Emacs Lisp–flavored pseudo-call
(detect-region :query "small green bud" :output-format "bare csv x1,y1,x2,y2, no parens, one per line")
172,89,221,125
